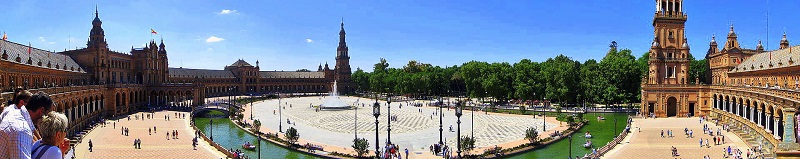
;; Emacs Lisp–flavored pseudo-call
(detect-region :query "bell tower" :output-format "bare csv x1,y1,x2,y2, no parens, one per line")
334,19,353,93
87,5,110,84
648,0,690,85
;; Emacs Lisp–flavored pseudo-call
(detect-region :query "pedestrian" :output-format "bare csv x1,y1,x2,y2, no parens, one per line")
88,139,93,152
405,148,409,159
149,128,152,135
114,122,116,129
722,136,725,144
167,132,170,140
661,130,664,138
700,138,703,147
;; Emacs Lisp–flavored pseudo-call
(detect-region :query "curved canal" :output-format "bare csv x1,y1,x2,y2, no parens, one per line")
507,112,630,159
194,117,321,159
194,111,629,159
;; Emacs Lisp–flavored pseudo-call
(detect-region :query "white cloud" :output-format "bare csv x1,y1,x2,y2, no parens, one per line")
218,9,238,15
207,48,214,51
206,36,225,43
305,38,314,43
38,37,55,44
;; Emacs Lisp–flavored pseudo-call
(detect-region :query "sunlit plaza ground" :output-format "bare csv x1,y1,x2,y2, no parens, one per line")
603,117,752,159
241,96,564,158
71,110,226,159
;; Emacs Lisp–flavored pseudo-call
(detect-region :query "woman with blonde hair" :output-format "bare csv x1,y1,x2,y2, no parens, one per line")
32,112,70,159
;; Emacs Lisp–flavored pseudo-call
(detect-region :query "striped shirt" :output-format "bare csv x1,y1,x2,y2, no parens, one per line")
0,105,35,159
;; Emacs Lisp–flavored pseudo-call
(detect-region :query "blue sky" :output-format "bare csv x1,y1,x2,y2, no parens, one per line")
1,0,798,71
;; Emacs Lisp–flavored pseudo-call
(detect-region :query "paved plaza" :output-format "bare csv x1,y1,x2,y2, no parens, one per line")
242,96,563,158
72,110,226,158
603,117,753,159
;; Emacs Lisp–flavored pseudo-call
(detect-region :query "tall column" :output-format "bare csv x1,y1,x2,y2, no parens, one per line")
778,108,799,151
724,101,728,112
757,110,762,127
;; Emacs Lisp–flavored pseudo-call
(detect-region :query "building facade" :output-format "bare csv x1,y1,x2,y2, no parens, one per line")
0,8,352,139
641,0,800,154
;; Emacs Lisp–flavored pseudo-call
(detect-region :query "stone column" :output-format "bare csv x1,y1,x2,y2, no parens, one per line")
757,110,762,127
778,108,800,151
750,106,754,123
724,101,728,112
774,115,779,137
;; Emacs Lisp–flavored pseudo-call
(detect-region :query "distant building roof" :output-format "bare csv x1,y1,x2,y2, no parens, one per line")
169,67,235,78
0,40,86,73
260,71,324,78
228,59,253,67
731,45,800,73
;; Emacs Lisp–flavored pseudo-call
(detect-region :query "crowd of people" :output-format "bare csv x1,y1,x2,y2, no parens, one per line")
0,88,70,159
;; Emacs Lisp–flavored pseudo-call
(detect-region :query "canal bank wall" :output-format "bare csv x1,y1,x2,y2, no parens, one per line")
495,122,586,158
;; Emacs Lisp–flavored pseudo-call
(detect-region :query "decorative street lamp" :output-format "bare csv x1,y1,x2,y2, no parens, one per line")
455,103,463,159
387,94,392,144
439,96,444,145
355,101,358,140
278,90,283,133
568,135,573,157
210,118,214,141
373,99,381,159
543,97,547,132
250,94,254,120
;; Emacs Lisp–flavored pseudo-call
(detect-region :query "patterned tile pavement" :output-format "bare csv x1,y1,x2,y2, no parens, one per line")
603,117,752,159
72,111,226,159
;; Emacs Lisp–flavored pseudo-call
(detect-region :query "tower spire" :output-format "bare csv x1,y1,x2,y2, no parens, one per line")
95,4,98,18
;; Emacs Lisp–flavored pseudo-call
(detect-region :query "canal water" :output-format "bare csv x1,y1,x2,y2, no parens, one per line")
194,118,321,159
506,112,631,159
195,112,629,159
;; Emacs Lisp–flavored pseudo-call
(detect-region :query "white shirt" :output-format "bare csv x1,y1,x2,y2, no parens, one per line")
0,105,34,159
0,104,19,122
31,140,62,159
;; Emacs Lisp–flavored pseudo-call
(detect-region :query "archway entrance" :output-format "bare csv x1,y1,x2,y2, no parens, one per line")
648,103,655,115
688,103,695,117
667,97,678,117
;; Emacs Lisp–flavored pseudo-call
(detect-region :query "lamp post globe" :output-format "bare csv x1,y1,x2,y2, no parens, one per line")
372,100,381,159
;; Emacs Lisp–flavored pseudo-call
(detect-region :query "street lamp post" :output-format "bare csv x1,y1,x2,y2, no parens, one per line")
543,97,547,132
387,94,392,144
455,103,463,159
278,90,283,133
439,96,443,146
373,99,381,159
568,135,573,157
210,118,214,141
355,101,358,140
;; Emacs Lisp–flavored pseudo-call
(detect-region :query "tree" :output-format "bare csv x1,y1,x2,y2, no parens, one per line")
351,138,369,157
352,68,371,92
374,58,389,74
599,48,641,105
524,127,540,144
688,57,710,85
459,135,476,155
253,119,262,134
285,127,299,145
296,69,311,72
541,55,580,105
566,114,576,126
519,105,527,114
